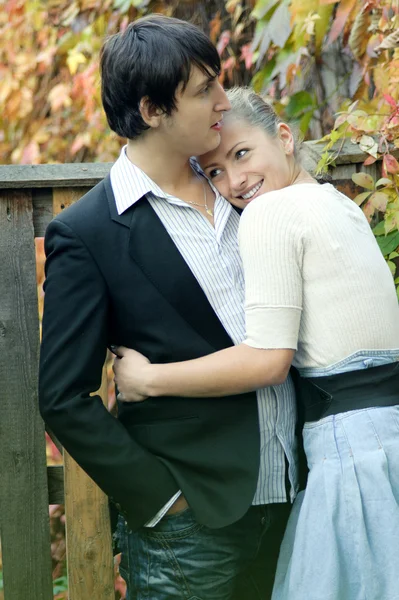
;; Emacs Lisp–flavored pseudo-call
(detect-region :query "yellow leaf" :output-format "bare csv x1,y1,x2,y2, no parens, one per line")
348,7,370,60
359,135,378,158
370,191,389,211
376,28,399,51
315,4,334,55
67,51,87,75
353,191,372,205
352,172,375,190
48,83,72,112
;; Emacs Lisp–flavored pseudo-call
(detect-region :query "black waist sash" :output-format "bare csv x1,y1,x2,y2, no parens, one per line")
293,361,399,423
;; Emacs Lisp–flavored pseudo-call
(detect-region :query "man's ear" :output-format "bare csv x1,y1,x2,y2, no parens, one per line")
139,96,164,129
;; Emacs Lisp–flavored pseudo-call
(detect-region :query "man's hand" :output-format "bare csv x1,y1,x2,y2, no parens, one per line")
112,346,152,402
166,494,189,515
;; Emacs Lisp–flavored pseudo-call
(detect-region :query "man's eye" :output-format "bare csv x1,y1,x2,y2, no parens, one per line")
236,149,249,159
209,168,222,178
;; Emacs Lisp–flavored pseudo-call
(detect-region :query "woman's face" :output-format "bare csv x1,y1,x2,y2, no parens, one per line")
198,118,296,209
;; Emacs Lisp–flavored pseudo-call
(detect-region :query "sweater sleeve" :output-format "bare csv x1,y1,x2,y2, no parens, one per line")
238,191,306,350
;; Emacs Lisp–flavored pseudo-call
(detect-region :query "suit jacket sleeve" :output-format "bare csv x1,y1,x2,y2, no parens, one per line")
39,217,179,528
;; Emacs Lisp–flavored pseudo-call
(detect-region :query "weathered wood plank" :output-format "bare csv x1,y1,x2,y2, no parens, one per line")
52,190,114,599
53,187,91,214
63,365,114,600
0,190,53,600
0,163,112,188
0,139,398,191
32,188,53,237
302,138,399,166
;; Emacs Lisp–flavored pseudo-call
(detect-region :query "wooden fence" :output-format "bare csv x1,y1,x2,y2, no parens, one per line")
0,140,391,600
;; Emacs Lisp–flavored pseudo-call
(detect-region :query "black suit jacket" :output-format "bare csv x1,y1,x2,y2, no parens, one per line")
39,176,260,531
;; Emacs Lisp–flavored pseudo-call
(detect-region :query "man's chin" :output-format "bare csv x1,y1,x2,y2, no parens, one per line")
203,131,221,154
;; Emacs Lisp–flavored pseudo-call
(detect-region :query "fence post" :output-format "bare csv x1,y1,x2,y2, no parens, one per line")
0,189,53,600
53,188,115,600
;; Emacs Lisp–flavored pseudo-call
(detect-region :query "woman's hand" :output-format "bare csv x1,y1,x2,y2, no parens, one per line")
112,346,153,402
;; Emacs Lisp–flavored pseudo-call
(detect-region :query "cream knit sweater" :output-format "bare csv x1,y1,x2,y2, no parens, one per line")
239,183,399,369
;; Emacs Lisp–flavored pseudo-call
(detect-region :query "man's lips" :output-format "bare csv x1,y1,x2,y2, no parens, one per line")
211,121,223,131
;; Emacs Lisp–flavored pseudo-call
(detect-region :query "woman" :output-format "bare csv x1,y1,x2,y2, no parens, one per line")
113,88,399,600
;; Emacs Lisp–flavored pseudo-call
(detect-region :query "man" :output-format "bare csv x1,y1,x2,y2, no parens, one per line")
39,15,298,600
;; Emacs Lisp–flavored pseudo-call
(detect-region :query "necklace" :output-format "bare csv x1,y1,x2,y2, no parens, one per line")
185,171,214,217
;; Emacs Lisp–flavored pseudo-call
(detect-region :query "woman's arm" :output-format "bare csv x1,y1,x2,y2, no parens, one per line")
113,192,305,402
113,344,294,401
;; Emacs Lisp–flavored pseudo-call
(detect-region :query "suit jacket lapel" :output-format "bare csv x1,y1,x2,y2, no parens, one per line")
105,176,234,351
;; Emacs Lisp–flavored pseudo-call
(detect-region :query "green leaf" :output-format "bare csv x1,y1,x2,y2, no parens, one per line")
53,575,68,595
250,56,276,91
352,172,375,190
387,260,397,276
251,0,280,20
113,0,134,13
269,0,292,48
376,231,399,256
372,221,385,235
389,251,399,259
299,110,313,135
285,91,315,119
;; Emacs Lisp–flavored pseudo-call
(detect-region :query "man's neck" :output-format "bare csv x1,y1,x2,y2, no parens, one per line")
126,137,194,195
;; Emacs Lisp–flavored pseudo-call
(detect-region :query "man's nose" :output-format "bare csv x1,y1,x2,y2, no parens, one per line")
215,82,231,112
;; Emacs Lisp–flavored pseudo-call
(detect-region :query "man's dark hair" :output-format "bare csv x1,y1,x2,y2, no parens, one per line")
100,15,221,139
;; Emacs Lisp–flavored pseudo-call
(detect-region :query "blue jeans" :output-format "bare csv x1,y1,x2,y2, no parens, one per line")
116,503,290,600
298,348,399,377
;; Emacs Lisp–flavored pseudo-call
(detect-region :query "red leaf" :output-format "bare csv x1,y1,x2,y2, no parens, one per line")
216,31,231,56
240,43,253,70
327,0,357,45
384,94,397,108
363,155,377,166
383,154,399,174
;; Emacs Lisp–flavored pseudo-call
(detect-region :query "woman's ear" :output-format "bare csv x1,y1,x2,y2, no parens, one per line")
139,96,164,129
278,123,295,156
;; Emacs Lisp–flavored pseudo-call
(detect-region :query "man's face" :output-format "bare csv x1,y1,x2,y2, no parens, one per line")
159,66,231,157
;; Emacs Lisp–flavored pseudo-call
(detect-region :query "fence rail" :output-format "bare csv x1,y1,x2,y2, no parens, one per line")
0,140,389,599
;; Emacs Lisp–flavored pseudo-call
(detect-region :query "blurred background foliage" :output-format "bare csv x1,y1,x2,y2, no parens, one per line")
1,0,399,165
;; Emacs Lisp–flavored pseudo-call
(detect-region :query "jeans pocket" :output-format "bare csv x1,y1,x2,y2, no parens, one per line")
145,508,203,540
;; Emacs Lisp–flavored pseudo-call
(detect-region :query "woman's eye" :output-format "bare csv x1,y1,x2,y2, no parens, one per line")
209,168,222,178
236,149,248,159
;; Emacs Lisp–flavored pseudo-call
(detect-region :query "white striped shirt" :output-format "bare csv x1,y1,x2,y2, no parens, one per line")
110,147,299,523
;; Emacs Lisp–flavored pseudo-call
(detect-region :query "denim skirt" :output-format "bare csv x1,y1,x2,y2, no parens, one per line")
272,405,399,600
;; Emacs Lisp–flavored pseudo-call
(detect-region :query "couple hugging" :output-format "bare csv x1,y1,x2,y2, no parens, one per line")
39,14,399,600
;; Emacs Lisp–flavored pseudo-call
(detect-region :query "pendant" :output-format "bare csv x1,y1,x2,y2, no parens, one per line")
206,208,214,217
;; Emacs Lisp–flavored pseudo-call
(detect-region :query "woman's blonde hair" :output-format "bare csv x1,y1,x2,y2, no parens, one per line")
225,87,301,160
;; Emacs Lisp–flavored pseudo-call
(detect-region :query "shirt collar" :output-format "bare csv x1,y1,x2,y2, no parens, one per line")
110,145,222,215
